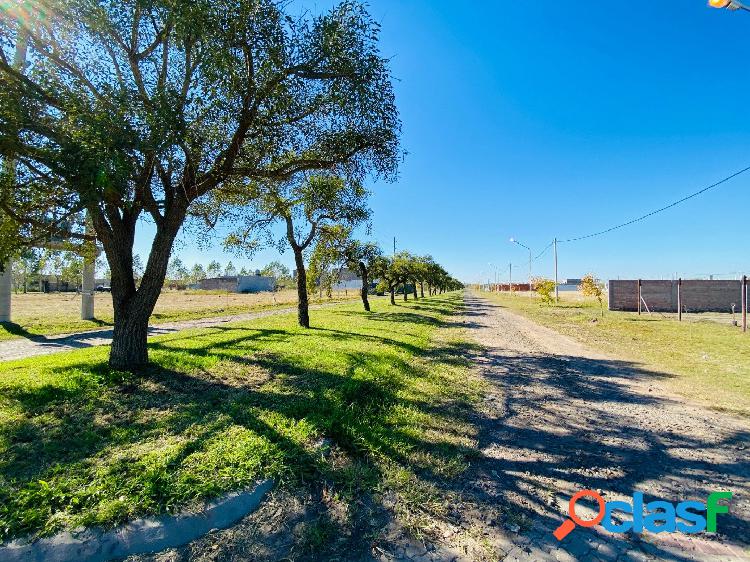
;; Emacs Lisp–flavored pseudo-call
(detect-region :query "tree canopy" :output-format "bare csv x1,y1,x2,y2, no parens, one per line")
0,0,401,367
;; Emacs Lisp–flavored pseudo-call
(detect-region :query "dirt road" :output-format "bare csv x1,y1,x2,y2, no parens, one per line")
456,293,750,560
128,293,750,561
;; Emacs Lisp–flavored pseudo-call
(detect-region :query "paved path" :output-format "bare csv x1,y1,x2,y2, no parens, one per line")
0,305,327,362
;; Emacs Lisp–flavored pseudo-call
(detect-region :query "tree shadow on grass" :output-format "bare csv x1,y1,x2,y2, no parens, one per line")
0,312,477,553
2,293,746,561
456,294,750,560
0,319,112,340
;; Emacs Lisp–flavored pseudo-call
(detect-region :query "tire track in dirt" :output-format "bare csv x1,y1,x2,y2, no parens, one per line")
461,292,750,560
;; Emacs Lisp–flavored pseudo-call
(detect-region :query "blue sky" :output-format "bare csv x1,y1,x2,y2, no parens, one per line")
137,1,750,283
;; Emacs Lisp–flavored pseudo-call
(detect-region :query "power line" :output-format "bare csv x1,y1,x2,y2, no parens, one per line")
533,241,554,261
560,164,750,243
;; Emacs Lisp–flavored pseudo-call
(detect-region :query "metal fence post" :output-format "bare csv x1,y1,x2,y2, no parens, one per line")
637,279,642,315
677,278,682,322
743,275,747,333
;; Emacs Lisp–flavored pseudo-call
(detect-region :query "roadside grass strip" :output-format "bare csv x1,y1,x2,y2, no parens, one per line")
0,293,484,542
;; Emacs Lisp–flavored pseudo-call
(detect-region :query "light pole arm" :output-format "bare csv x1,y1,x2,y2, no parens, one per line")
714,0,750,11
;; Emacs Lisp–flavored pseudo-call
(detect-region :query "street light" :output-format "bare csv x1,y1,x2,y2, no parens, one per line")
509,237,532,294
708,0,750,11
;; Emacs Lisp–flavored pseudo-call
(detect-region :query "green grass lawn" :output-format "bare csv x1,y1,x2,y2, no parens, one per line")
0,293,484,543
478,290,750,417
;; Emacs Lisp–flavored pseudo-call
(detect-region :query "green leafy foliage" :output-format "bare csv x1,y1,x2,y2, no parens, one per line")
579,273,605,317
533,277,556,305
1,0,401,364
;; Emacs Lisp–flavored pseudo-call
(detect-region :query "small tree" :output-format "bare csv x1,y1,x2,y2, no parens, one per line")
12,249,40,293
580,274,605,317
168,258,183,281
391,252,416,302
132,255,144,286
261,261,293,288
207,261,222,279
533,277,556,305
60,253,84,290
309,225,381,311
96,256,110,283
261,261,291,280
371,256,399,305
190,264,206,285
224,175,370,327
167,258,189,288
224,261,237,277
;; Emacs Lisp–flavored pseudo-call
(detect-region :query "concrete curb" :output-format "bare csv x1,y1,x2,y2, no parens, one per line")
0,479,274,562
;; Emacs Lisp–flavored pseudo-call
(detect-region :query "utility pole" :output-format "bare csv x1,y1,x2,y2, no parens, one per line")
509,237,532,295
553,238,559,303
527,249,532,295
509,262,512,294
637,279,642,315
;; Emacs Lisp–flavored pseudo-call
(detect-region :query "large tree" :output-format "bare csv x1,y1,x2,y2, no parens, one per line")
0,0,400,368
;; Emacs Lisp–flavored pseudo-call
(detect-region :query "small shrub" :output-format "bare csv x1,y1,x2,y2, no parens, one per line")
533,278,556,305
579,274,605,317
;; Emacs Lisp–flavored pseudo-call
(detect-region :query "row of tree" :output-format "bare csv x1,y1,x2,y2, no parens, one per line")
0,1,460,369
10,249,89,293
165,258,294,288
307,225,461,313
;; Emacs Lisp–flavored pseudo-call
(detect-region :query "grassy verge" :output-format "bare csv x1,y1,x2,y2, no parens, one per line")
477,290,750,417
0,290,357,341
0,293,484,544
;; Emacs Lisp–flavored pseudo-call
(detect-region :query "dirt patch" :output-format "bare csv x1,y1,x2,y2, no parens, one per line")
457,293,750,560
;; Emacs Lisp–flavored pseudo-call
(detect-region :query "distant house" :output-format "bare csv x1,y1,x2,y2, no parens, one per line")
332,268,381,292
199,276,238,292
332,268,363,290
39,275,76,293
556,278,584,292
199,271,276,293
237,273,275,293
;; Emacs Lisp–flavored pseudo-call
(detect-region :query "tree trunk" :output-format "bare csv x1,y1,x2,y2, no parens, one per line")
412,281,418,300
109,299,150,369
420,282,424,298
359,262,370,312
293,247,310,328
390,286,395,305
94,201,184,370
403,283,408,301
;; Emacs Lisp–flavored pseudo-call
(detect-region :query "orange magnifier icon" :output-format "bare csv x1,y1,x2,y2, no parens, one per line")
553,490,606,541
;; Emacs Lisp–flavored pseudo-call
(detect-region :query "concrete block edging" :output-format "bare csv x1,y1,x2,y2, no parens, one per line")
0,479,274,562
